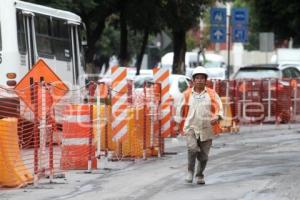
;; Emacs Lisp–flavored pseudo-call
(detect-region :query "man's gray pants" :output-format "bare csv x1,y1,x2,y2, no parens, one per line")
186,129,212,178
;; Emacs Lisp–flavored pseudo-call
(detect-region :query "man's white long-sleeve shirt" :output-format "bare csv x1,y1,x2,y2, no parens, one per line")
183,87,223,141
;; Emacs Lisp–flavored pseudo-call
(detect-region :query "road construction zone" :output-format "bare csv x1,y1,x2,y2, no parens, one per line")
1,60,300,189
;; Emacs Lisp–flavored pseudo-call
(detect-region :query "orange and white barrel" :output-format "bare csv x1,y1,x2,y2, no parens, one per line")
60,104,97,170
111,66,128,141
153,68,171,138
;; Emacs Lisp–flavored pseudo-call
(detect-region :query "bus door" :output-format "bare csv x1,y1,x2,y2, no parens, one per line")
19,10,37,70
69,23,80,85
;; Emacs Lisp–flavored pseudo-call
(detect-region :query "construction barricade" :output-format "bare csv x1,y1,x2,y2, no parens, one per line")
0,117,33,187
93,68,165,160
60,104,97,170
290,79,300,122
234,79,293,125
153,67,171,139
0,82,63,188
207,79,239,133
3,61,300,189
235,79,265,124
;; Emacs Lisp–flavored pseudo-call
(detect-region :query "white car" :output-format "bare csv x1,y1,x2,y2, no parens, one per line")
161,52,198,69
169,74,191,125
133,73,190,104
169,74,191,105
203,54,226,80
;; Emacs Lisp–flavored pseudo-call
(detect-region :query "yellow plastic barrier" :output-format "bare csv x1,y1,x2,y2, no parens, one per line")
220,97,239,133
128,107,142,157
133,106,156,157
93,105,114,151
220,97,232,128
93,104,161,158
0,118,33,187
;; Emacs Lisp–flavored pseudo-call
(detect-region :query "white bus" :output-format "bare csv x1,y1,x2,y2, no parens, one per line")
0,0,85,87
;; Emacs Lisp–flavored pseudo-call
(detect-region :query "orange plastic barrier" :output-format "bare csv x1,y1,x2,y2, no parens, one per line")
60,105,97,170
0,118,33,187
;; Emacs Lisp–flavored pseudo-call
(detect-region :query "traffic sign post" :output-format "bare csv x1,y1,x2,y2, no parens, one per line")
232,26,248,43
210,8,227,25
210,27,226,43
210,7,249,80
231,8,249,43
210,7,227,44
231,8,249,25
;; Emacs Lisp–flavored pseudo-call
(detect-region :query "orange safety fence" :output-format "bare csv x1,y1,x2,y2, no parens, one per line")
233,79,293,124
92,77,300,161
290,79,300,122
0,83,59,188
93,80,164,160
60,104,97,170
3,74,300,189
207,80,239,133
0,81,96,188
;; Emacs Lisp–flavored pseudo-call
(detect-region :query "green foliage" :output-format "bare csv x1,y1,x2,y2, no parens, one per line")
186,34,197,51
22,0,214,73
161,0,212,32
245,0,300,47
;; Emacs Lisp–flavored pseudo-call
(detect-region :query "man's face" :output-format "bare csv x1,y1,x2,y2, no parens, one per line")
193,74,206,88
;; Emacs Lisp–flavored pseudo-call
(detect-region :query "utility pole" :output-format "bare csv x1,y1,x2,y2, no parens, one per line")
226,2,232,80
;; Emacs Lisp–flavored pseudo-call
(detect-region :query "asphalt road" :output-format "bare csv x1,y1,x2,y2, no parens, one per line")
2,124,300,200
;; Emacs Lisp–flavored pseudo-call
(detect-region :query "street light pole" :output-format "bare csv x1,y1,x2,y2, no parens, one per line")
227,15,231,80
226,2,232,80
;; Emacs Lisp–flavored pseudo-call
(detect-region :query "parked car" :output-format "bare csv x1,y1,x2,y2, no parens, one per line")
169,74,191,127
133,74,191,103
185,53,226,80
133,74,154,89
169,74,191,105
160,52,198,69
233,64,300,80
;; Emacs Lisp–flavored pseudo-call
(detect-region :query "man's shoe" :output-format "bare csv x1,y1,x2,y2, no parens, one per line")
196,177,205,185
185,172,193,183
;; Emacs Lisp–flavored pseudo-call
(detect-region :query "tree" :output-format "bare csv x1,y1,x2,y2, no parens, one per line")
126,0,164,74
245,0,300,47
23,0,215,75
160,0,213,74
72,0,120,74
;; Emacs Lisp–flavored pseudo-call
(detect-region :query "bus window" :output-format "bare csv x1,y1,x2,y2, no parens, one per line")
52,18,71,61
35,14,53,58
16,11,26,54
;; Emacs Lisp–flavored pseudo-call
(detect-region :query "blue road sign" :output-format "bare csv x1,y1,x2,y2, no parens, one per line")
231,8,249,25
232,26,248,43
210,27,226,43
210,8,227,25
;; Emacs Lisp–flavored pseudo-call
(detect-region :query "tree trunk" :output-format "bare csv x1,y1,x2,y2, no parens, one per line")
119,5,129,66
84,18,106,74
172,30,186,74
85,18,105,60
135,28,149,75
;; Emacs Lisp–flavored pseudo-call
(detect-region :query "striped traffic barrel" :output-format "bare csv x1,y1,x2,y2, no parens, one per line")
60,104,97,170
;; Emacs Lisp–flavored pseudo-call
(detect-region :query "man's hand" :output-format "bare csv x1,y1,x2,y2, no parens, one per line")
210,116,220,125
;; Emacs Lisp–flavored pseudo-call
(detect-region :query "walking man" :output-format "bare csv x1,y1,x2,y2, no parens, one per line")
181,66,223,184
